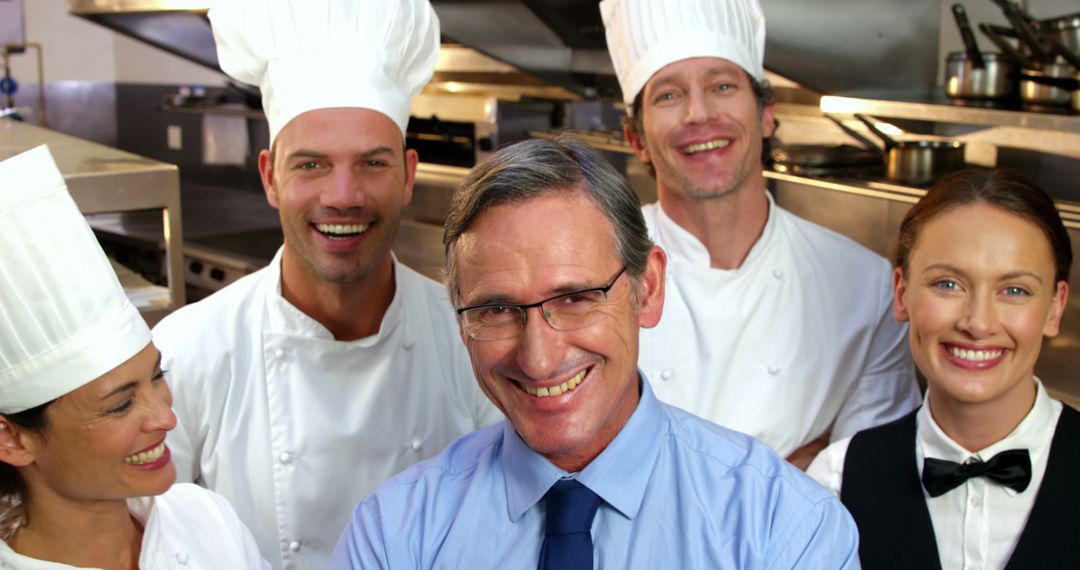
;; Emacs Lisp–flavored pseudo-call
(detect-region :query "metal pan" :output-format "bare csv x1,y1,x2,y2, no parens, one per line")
1043,12,1080,58
945,51,1017,99
1020,63,1076,107
853,114,966,186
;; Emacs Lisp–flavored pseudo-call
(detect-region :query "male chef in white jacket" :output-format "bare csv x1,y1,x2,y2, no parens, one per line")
151,1,501,568
601,0,920,468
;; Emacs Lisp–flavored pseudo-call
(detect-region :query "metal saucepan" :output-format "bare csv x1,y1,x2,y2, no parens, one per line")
945,51,1017,99
946,5,1018,99
851,115,966,186
1043,12,1080,58
1020,62,1077,107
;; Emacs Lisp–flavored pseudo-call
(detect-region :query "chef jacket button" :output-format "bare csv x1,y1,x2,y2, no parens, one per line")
767,366,781,376
660,369,674,381
410,438,423,451
288,541,302,553
175,552,189,565
402,339,415,351
772,268,783,279
279,451,294,464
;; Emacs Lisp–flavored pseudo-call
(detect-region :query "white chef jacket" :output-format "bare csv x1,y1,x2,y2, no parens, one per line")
639,194,919,457
808,379,1061,570
0,483,268,569
152,249,501,570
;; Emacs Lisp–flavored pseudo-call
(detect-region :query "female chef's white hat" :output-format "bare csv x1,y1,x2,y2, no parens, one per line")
209,0,440,144
600,0,766,112
0,145,151,414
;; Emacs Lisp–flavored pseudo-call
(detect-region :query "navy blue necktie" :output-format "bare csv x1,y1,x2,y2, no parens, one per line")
538,479,602,570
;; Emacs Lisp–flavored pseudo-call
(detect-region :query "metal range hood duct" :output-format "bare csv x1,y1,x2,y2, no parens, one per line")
69,0,218,71
431,0,945,98
70,0,945,100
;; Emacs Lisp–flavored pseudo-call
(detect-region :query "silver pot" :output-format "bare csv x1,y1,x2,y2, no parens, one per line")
1044,13,1080,58
885,140,966,186
1021,63,1076,107
1074,70,1080,112
853,115,966,187
944,51,1017,99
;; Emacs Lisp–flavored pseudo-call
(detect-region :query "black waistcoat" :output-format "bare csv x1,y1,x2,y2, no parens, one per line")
840,405,1080,569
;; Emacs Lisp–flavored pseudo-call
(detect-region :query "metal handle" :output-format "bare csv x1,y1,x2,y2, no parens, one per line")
825,115,882,153
979,23,1031,68
952,4,986,69
995,0,1055,64
854,114,898,151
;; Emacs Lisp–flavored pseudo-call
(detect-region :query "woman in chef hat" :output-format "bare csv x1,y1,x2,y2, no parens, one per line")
0,145,268,569
808,168,1077,568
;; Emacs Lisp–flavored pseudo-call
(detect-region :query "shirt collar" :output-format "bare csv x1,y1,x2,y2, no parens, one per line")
265,246,406,345
501,374,667,521
918,378,1057,489
652,192,777,271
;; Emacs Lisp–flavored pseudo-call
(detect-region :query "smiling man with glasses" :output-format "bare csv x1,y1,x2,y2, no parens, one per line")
332,135,859,569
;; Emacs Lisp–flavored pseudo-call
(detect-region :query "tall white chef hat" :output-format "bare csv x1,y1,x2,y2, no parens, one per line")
209,0,440,144
600,0,766,111
0,145,151,414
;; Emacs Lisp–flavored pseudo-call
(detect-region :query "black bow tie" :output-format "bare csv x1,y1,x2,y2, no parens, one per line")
922,449,1032,498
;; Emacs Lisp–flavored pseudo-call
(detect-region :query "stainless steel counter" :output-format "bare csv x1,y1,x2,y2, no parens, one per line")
0,119,184,324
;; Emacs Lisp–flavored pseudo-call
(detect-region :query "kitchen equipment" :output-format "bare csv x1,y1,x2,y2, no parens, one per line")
990,0,1055,65
1020,63,1076,107
1042,12,1080,59
1074,69,1080,112
944,51,1016,99
953,4,985,69
979,24,1030,67
769,144,883,177
853,114,966,186
1049,34,1080,69
946,4,1017,100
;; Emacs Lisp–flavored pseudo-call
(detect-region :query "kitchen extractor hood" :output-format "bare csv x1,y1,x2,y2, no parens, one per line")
70,0,945,100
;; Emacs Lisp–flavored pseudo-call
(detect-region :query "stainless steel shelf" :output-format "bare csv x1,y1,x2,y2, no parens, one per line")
0,119,185,325
820,95,1080,133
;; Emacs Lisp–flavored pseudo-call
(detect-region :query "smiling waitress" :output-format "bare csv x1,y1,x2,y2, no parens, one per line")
0,146,268,569
808,168,1077,569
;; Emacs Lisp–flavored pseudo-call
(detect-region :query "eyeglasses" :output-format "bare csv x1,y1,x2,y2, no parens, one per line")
456,266,629,341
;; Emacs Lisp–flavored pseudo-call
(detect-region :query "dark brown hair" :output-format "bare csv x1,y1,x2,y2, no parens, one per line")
621,70,776,178
895,169,1072,284
0,401,52,499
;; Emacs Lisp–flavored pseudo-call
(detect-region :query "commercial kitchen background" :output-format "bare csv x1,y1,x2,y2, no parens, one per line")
2,0,1078,405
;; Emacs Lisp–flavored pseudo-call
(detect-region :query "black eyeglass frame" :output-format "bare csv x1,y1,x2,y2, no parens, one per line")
455,265,629,340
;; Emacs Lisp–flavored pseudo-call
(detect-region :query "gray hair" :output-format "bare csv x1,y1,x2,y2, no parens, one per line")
443,135,652,303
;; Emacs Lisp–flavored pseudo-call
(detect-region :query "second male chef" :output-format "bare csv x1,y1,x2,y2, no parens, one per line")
602,0,920,467
152,1,501,568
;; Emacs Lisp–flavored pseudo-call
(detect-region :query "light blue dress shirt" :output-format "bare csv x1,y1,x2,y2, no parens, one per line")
333,378,860,569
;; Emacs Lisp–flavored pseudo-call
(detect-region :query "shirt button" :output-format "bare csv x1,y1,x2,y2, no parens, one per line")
772,268,783,279
402,339,415,351
274,349,286,360
410,438,423,451
279,451,294,464
175,552,189,565
768,366,781,376
289,541,302,553
971,495,982,508
660,369,674,381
